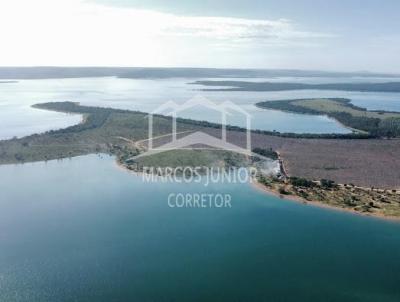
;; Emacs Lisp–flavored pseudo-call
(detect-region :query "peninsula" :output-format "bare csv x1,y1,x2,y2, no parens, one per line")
256,98,400,137
1,102,400,218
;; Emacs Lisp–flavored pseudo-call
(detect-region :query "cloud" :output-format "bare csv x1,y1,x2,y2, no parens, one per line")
0,0,333,66
162,16,331,43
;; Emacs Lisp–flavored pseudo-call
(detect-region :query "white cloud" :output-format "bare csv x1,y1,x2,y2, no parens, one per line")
0,0,332,66
162,16,331,42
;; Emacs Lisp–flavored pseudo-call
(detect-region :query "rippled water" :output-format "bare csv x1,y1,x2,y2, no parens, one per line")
0,155,400,302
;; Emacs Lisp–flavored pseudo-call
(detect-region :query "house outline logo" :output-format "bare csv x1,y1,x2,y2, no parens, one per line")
127,95,253,160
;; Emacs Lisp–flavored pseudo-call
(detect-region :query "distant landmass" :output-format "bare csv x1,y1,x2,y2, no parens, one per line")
0,80,18,83
192,80,400,92
0,67,399,79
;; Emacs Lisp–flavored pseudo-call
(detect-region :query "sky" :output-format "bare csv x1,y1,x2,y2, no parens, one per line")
0,0,399,72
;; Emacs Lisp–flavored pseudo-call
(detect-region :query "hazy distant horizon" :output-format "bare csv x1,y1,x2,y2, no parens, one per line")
0,66,399,80
1,0,400,72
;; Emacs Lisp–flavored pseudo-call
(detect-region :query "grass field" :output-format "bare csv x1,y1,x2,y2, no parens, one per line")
293,98,400,119
129,149,249,168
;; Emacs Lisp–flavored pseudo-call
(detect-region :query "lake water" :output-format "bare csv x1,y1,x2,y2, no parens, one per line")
0,155,400,302
1,77,400,301
2,76,400,140
7,76,400,139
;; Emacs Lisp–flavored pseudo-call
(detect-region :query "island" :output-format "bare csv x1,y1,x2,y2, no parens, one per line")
1,102,400,219
191,80,400,93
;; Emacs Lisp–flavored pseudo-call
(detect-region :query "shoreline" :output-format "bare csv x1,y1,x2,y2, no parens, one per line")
114,155,400,223
2,102,398,222
32,103,87,127
252,180,400,223
3,150,398,223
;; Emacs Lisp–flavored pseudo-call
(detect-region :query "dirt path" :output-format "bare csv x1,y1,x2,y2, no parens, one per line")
116,130,194,152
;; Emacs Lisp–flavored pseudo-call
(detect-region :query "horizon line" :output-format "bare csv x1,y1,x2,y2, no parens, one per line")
0,66,399,76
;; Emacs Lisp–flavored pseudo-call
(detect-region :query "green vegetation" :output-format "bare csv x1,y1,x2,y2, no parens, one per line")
251,130,373,139
128,149,251,172
0,102,273,169
258,175,400,218
289,176,316,188
256,98,400,137
0,101,375,167
2,101,400,218
0,101,344,167
0,102,201,165
252,147,278,160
